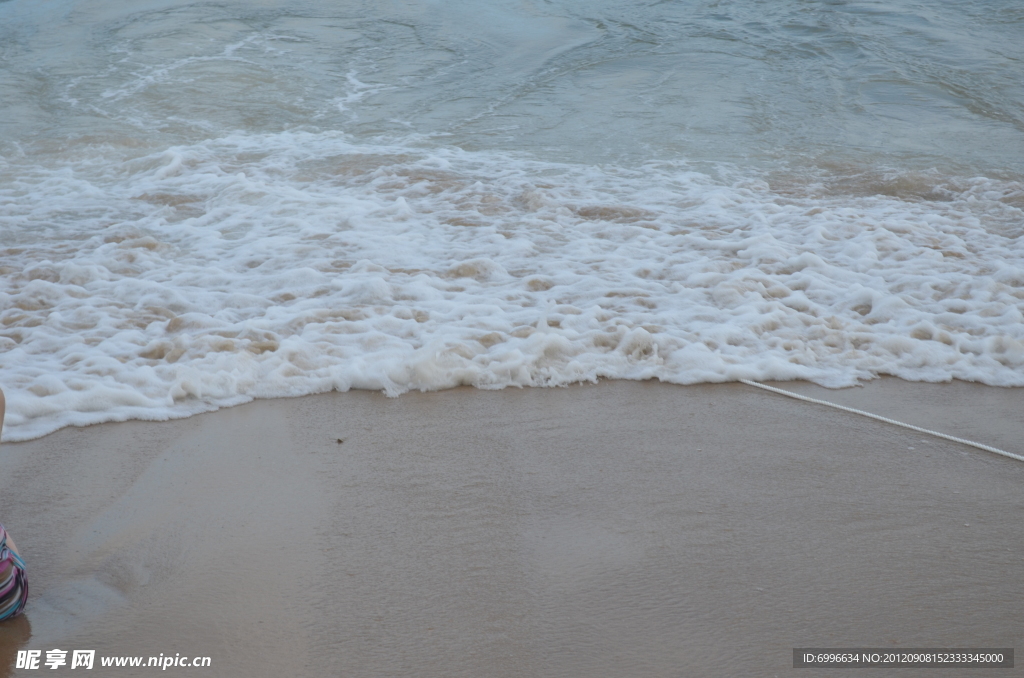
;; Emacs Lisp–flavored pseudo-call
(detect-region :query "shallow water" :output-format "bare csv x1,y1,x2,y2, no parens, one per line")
1,0,1023,440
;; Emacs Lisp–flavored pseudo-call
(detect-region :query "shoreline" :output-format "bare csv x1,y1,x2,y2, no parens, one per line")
2,379,1022,677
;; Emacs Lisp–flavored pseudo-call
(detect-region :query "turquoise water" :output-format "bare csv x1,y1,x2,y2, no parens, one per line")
2,0,1022,170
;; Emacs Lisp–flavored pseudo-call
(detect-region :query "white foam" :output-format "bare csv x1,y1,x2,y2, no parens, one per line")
2,132,1023,441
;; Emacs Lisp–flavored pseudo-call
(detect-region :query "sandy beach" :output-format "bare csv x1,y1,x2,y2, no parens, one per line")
3,1,1023,675
0,379,1021,677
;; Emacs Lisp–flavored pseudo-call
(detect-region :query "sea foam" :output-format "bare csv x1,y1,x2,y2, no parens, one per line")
1,131,1023,441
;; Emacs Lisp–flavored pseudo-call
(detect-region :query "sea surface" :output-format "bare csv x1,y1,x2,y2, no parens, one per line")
1,0,1022,441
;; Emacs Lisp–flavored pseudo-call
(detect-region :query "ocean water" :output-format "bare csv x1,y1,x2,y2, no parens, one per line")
1,0,1022,441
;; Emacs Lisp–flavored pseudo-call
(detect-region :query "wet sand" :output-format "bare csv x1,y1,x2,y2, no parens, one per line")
1,379,1022,677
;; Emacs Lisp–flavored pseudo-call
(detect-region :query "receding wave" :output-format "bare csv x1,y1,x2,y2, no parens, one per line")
2,132,1022,440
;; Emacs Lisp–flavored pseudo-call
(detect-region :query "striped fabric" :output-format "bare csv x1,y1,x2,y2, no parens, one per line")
0,524,28,620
